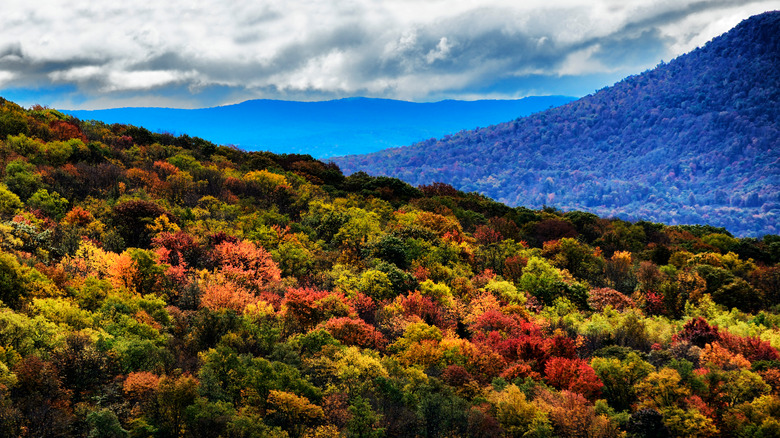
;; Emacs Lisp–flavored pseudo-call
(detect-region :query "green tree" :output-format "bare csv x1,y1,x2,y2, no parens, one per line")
27,188,69,220
359,269,394,300
346,396,384,438
591,352,654,411
4,159,42,200
487,384,551,437
517,256,566,306
544,237,605,286
87,409,128,438
0,252,28,308
334,207,381,253
5,134,42,162
155,374,199,438
636,368,689,410
0,184,22,218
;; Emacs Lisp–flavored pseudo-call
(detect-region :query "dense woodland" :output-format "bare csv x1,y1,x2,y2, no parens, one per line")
0,95,779,438
334,12,780,237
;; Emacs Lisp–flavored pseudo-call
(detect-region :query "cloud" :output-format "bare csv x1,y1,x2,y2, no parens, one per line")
0,0,777,109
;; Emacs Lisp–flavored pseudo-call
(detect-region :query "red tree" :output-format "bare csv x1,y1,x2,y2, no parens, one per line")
322,317,387,350
544,357,603,401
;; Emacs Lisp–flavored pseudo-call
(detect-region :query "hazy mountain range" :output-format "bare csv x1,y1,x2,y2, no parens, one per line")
62,96,575,158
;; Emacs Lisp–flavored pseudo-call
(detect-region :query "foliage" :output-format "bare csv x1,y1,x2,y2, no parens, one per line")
543,357,604,401
487,384,551,437
588,287,635,312
592,352,655,412
0,75,778,435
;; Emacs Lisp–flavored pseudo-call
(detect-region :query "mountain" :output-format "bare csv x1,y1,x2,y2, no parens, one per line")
61,96,575,158
333,11,780,237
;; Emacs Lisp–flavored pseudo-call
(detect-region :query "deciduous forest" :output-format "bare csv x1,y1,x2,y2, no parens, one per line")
0,95,779,437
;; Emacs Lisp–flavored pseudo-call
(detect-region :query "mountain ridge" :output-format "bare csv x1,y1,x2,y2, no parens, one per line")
62,95,576,158
332,11,780,237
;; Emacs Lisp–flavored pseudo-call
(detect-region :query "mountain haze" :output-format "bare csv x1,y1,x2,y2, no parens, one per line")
62,96,575,158
333,12,780,237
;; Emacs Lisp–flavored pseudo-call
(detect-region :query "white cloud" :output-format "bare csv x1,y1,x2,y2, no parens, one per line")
0,0,777,108
557,45,608,76
0,71,15,87
49,66,103,82
268,51,352,92
426,37,453,64
104,70,198,92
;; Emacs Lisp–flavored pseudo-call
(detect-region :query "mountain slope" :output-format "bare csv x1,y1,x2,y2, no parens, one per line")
62,96,574,158
333,11,780,237
1,95,780,437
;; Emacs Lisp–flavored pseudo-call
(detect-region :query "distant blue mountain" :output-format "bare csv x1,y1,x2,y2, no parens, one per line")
61,96,575,158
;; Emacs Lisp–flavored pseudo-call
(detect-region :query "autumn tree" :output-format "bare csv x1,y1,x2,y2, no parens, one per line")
591,352,654,411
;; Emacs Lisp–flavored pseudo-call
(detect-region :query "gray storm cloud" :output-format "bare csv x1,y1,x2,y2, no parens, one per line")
0,0,777,108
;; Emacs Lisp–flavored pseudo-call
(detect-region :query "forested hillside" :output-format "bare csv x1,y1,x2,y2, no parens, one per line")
333,12,780,237
0,95,780,437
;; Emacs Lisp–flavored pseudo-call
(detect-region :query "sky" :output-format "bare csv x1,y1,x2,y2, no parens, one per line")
0,0,778,110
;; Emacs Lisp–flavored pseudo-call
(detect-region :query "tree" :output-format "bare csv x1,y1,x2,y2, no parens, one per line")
155,374,199,437
677,317,719,348
544,357,603,401
713,277,763,312
535,389,619,438
543,237,604,285
112,199,171,248
359,269,394,300
626,409,670,438
484,279,526,305
335,347,389,395
334,207,381,254
322,317,386,350
368,234,411,269
199,280,261,313
183,397,236,438
211,239,281,292
5,134,42,161
591,352,654,411
87,409,128,438
517,257,567,306
487,384,551,437
11,355,74,437
717,331,780,362
346,396,385,438
282,288,354,333
604,251,637,293
271,240,315,280
587,287,635,312
0,252,30,308
635,368,689,410
0,184,22,218
53,333,117,405
416,388,470,438
265,390,324,437
658,406,717,438
4,158,41,200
